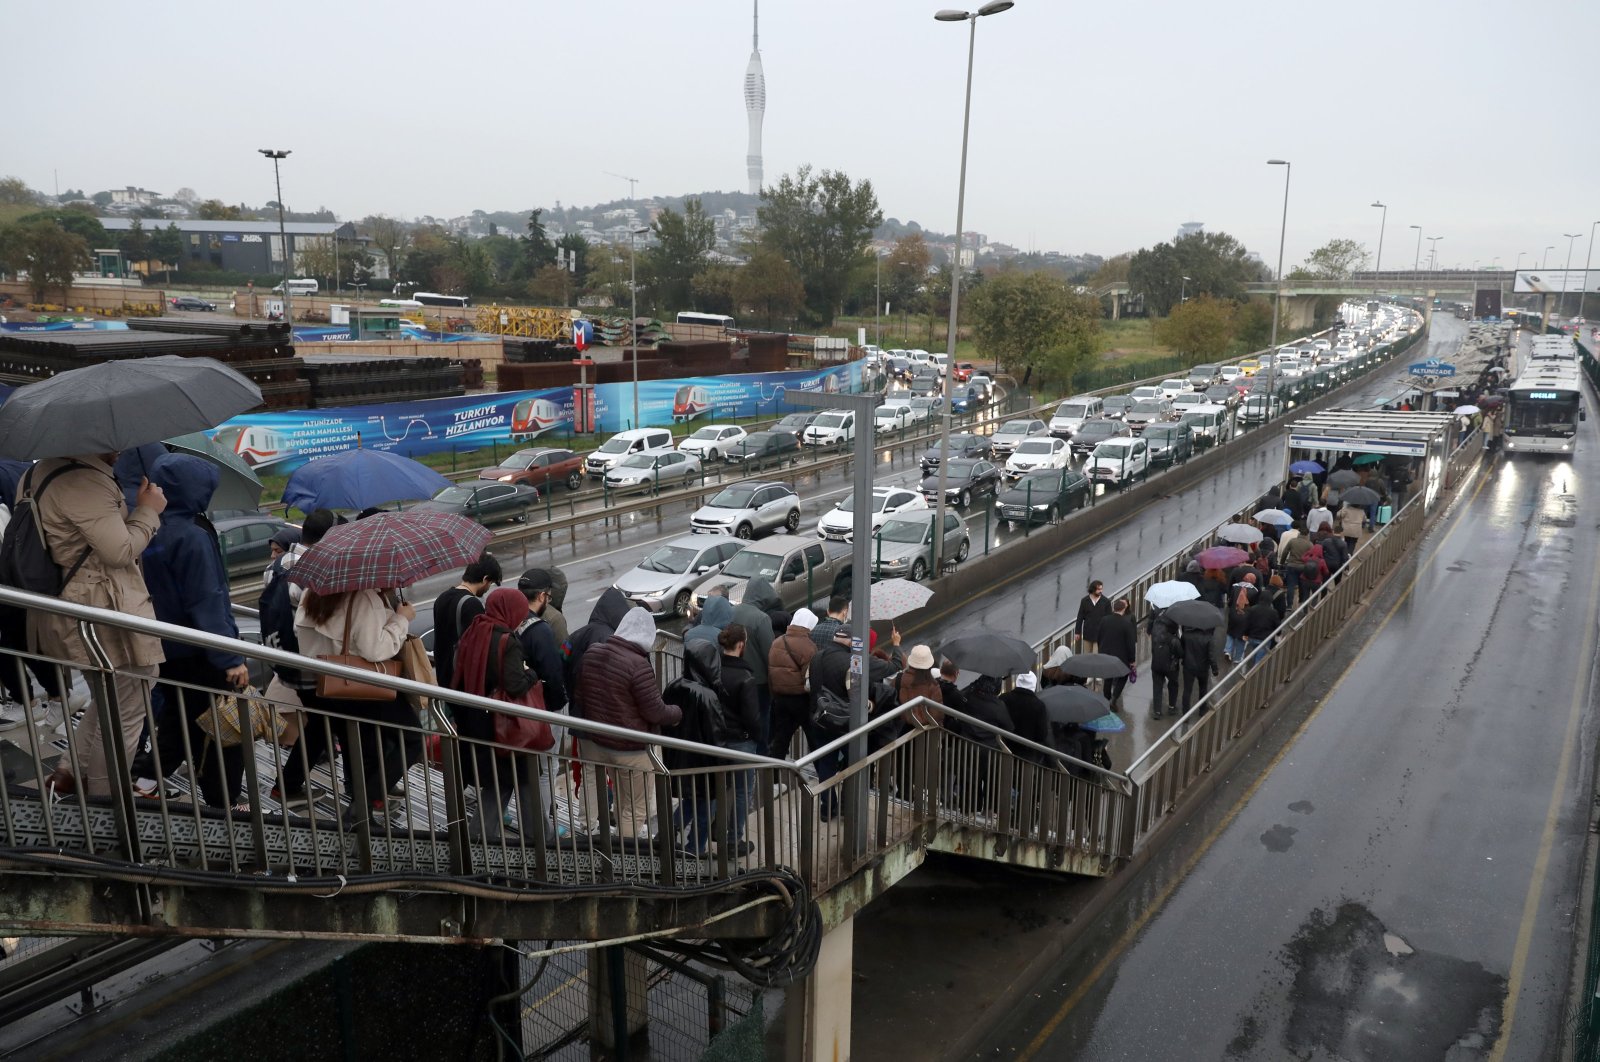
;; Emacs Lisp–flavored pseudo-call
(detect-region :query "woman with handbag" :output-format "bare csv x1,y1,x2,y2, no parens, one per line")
452,587,554,838
276,586,415,816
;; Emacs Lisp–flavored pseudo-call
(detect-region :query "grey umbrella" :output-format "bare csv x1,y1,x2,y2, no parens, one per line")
0,356,261,460
1339,485,1381,507
1164,600,1225,630
165,432,263,512
1039,685,1110,725
939,631,1038,677
1327,469,1361,489
1055,652,1132,680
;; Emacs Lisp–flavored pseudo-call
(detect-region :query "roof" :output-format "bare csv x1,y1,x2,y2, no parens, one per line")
98,217,340,236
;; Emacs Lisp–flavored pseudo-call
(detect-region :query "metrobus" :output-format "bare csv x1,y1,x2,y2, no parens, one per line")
378,298,425,311
675,311,734,332
413,292,470,309
1503,360,1585,456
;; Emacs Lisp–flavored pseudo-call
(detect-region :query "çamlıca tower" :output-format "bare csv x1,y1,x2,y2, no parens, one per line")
744,0,766,196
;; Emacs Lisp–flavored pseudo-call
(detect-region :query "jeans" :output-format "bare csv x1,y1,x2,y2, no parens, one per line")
804,718,845,819
682,738,756,852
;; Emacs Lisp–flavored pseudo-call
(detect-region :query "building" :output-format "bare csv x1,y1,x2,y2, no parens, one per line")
1177,221,1204,241
744,0,766,196
109,186,161,207
98,217,370,276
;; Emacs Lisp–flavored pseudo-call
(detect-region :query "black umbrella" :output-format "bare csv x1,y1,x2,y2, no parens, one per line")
1339,485,1381,507
1055,652,1131,680
0,356,261,460
1039,685,1110,725
939,631,1038,677
1164,600,1224,630
1327,469,1361,489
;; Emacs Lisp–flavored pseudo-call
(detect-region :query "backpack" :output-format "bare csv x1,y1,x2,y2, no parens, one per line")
0,462,93,597
1150,616,1181,674
1300,545,1327,586
259,563,311,689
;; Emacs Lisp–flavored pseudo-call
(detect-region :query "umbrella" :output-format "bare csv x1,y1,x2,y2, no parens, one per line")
1353,453,1384,466
1487,365,1510,375
939,631,1038,677
870,578,934,620
1340,485,1381,507
0,356,261,460
1218,522,1264,545
1480,395,1504,409
1055,652,1132,680
1195,545,1248,569
1038,685,1109,725
1288,460,1324,474
1164,600,1224,630
281,448,452,513
1326,469,1361,489
1147,580,1201,609
1252,508,1292,526
286,510,491,594
1453,404,1481,416
1081,711,1128,733
166,431,263,512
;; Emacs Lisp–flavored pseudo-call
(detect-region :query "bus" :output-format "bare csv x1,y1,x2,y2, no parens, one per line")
1503,359,1585,456
413,292,470,309
378,298,424,311
675,311,734,332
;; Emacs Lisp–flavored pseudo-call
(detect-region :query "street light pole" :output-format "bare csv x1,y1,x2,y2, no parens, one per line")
1542,245,1555,269
1266,159,1291,407
1580,222,1598,323
1561,232,1581,320
1180,275,1190,303
1428,236,1443,273
932,0,1013,575
1409,224,1423,291
1370,201,1386,324
259,149,291,324
875,250,883,348
629,227,647,428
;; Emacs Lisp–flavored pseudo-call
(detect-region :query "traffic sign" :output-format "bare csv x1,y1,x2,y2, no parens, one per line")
1408,358,1456,377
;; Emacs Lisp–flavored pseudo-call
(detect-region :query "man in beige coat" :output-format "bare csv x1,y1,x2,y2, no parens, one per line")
28,453,166,796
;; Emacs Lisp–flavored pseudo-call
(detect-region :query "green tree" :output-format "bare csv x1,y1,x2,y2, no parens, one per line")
521,209,557,277
1233,298,1274,350
1129,230,1266,315
754,165,883,326
446,236,492,295
90,190,114,207
645,198,715,312
1090,254,1131,288
582,242,632,309
196,199,243,221
480,233,523,289
527,264,574,306
17,207,107,250
689,262,738,316
555,233,590,288
0,177,38,208
399,225,451,289
1154,295,1237,360
119,217,150,271
1300,238,1369,279
360,215,409,280
149,223,184,282
13,220,91,301
733,248,804,328
884,233,931,318
968,269,1101,387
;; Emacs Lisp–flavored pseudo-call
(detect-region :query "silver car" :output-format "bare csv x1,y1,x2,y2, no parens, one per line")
870,509,970,583
690,481,802,538
603,448,702,493
613,533,745,617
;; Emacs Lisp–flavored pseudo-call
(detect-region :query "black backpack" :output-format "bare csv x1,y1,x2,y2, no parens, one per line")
259,562,310,689
0,462,92,596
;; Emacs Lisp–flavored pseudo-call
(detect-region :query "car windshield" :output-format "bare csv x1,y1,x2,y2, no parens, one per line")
597,438,632,454
741,434,773,448
1103,397,1130,412
1016,471,1059,491
1015,440,1054,455
877,519,931,545
838,492,889,514
1174,394,1202,404
690,427,722,440
1146,426,1176,440
618,454,655,469
1096,443,1129,458
814,414,845,428
1131,400,1164,414
997,421,1032,436
723,550,782,581
946,460,980,477
1082,421,1118,436
709,486,758,508
434,487,473,504
875,407,900,420
639,545,697,574
498,454,536,469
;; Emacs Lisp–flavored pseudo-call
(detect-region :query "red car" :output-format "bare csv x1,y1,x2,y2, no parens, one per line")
477,447,584,491
953,363,975,383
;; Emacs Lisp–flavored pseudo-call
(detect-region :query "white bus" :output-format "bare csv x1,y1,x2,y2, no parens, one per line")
1503,359,1585,455
675,311,734,332
378,298,424,310
413,291,470,309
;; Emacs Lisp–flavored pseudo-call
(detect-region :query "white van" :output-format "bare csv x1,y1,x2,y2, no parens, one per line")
273,278,319,295
1178,403,1229,443
906,349,933,367
803,409,856,448
585,427,676,478
928,353,949,377
1049,396,1103,439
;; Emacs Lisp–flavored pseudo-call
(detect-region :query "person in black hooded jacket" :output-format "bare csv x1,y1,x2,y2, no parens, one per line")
662,637,726,854
564,587,629,719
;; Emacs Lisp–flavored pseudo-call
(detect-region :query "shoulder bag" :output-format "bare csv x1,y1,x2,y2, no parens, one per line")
316,598,403,701
490,632,555,753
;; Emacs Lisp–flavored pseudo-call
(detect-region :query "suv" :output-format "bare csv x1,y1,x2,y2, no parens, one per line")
726,430,800,467
1084,438,1149,486
803,410,856,448
1123,398,1173,434
990,418,1048,457
690,481,801,538
678,424,747,461
870,510,969,583
478,447,583,491
1004,437,1070,479
1070,418,1131,457
818,486,926,541
585,427,675,478
1142,421,1193,467
613,534,745,618
692,537,853,612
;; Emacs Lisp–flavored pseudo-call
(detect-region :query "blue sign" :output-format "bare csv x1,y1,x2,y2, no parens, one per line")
1407,358,1456,377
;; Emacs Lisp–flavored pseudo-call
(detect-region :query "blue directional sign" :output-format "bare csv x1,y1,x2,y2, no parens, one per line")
1408,358,1456,377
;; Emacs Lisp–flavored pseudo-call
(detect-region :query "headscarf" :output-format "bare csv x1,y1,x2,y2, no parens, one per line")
452,587,529,699
791,607,819,631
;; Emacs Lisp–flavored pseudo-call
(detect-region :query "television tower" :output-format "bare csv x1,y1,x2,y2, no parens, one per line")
744,0,765,196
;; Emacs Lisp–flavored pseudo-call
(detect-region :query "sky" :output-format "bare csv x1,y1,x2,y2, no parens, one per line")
11,0,1600,272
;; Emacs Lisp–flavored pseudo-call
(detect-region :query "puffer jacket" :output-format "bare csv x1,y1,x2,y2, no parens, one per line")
768,624,816,697
731,577,780,686
566,586,629,717
576,634,682,750
140,453,243,671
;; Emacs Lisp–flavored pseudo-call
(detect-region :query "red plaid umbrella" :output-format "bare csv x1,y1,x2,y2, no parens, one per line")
286,511,492,594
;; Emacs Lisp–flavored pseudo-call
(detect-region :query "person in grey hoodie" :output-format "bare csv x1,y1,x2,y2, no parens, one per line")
730,577,781,747
685,591,733,645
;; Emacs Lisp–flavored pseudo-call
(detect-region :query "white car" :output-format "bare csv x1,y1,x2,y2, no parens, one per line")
816,486,927,541
1130,385,1163,403
1218,365,1243,383
1084,438,1150,486
903,401,933,426
678,424,747,462
1004,437,1070,479
1312,339,1332,352
874,405,915,434
1155,378,1190,401
603,448,703,493
803,410,856,448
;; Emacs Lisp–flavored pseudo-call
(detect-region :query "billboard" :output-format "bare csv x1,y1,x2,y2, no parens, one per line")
1512,269,1600,294
206,361,866,474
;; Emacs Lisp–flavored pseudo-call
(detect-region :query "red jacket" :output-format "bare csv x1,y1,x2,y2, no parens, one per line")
575,635,682,750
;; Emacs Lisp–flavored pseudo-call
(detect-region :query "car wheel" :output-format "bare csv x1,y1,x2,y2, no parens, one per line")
566,471,581,490
708,449,719,461
736,523,753,539
674,590,693,618
958,489,970,508
910,558,928,582
785,509,801,532
956,538,970,562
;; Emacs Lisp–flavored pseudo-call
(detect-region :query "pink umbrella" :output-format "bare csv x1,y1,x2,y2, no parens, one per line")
1195,545,1249,569
287,510,491,594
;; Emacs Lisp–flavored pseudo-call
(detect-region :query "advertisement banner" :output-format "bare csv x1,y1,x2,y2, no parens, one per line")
207,361,866,473
1512,269,1600,294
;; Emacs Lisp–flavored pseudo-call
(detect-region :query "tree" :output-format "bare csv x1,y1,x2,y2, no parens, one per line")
398,225,451,289
12,220,91,301
1128,230,1266,315
0,177,38,208
1300,238,1369,279
119,218,150,271
967,270,1102,388
528,264,575,306
1233,298,1274,351
555,232,590,288
149,223,184,282
196,199,243,221
645,198,715,313
58,188,86,202
754,165,883,325
521,209,557,277
17,207,107,250
1154,295,1237,360
480,233,523,289
582,242,632,308
689,263,737,316
172,187,199,206
360,215,409,279
445,236,491,295
90,190,113,207
1089,254,1131,288
884,233,931,318
734,248,804,327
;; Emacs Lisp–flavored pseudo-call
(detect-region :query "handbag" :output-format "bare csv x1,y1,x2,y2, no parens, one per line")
396,635,436,688
198,691,288,748
1128,663,1138,685
316,598,403,701
811,687,852,731
489,633,555,752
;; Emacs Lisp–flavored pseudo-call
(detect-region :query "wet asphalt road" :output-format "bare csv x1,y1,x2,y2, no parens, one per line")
974,325,1598,1060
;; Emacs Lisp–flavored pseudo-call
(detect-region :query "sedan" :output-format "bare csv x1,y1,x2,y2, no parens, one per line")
678,424,747,461
172,296,216,311
989,418,1049,457
477,447,583,491
1070,418,1132,457
1204,384,1241,409
603,449,702,493
920,458,1003,507
908,395,942,418
690,481,801,538
817,486,926,541
871,510,969,583
726,430,801,467
996,467,1090,526
414,482,541,525
920,432,991,475
773,412,818,436
1004,437,1070,479
1100,395,1133,420
613,534,745,617
215,513,293,580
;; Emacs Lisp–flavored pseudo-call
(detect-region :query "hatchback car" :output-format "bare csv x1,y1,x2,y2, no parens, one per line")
478,447,583,491
1142,422,1194,466
414,482,542,524
920,458,1003,507
603,448,702,492
920,432,991,475
1004,437,1070,479
613,534,745,617
874,405,915,435
996,467,1090,526
870,510,969,582
690,481,801,538
1204,384,1241,409
989,418,1048,457
817,486,926,541
678,424,747,461
726,430,800,467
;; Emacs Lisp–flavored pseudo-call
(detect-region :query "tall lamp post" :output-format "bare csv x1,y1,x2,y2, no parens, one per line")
628,226,649,428
1428,236,1443,272
1560,231,1582,320
1266,159,1291,406
259,149,291,323
875,249,884,348
1370,200,1387,322
1409,224,1423,289
1180,275,1190,303
932,0,1013,574
1580,221,1598,323
1542,245,1555,269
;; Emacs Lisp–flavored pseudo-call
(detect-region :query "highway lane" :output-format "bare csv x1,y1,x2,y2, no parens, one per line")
976,324,1597,1061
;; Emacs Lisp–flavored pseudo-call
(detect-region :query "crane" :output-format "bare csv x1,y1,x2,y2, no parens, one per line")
603,171,639,202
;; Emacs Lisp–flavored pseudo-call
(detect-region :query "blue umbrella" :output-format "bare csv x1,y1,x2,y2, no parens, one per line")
1288,459,1324,474
1081,711,1127,733
281,448,451,514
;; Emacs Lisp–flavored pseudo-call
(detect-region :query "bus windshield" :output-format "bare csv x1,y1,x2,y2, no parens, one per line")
1509,390,1580,432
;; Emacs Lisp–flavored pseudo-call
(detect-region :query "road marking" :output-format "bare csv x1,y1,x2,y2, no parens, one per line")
1015,464,1491,1060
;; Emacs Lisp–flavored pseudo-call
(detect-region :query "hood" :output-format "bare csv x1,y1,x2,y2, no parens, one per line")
589,586,631,630
114,443,169,511
742,576,782,614
698,594,734,631
615,607,657,651
548,566,569,610
613,567,678,595
150,453,219,517
683,638,722,686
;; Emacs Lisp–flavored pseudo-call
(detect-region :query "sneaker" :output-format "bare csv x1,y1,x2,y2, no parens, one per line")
64,689,89,714
715,839,755,857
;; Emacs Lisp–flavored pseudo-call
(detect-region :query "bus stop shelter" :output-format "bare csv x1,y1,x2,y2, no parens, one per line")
1287,410,1457,512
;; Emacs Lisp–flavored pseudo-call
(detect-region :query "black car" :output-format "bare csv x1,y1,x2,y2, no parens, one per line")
908,372,941,397
1069,418,1132,457
996,467,1090,525
1101,395,1133,421
726,430,801,466
1142,421,1194,466
215,513,293,579
887,356,912,380
773,412,818,436
172,296,217,311
919,458,1003,507
413,482,541,525
919,432,992,475
1204,384,1240,409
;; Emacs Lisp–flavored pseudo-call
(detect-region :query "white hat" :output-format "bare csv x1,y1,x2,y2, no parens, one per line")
1044,645,1073,669
1014,671,1038,691
906,644,936,670
792,607,819,631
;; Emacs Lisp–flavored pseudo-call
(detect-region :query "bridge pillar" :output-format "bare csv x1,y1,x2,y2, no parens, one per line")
1110,294,1121,321
588,945,651,1058
785,915,855,1062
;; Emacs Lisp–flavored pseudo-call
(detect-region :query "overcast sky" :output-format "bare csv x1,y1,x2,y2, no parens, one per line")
13,0,1599,271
